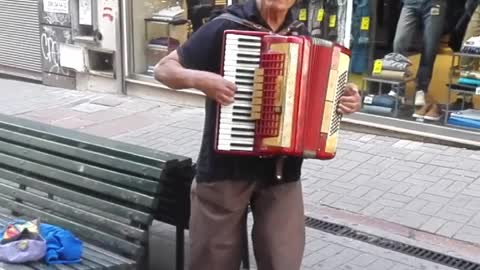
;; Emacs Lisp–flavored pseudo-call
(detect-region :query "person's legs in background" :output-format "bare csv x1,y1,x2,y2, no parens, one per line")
393,2,421,104
413,0,446,120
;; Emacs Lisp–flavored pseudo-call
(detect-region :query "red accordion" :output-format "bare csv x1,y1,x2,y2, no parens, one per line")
214,30,351,159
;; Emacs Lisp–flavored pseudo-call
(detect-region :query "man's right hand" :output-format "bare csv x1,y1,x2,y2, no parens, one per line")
154,51,236,105
197,72,237,106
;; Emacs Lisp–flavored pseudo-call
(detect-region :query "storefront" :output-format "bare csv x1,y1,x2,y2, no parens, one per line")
0,0,42,81
117,0,480,139
348,0,480,136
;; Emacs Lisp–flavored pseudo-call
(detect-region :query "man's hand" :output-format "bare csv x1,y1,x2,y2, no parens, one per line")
154,51,236,106
338,83,361,115
198,73,237,106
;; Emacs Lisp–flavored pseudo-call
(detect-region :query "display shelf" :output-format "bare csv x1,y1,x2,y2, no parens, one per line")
444,53,480,131
453,52,480,58
361,75,415,118
145,18,189,25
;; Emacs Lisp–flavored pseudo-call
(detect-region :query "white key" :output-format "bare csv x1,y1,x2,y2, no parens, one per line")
223,66,257,73
226,34,262,41
218,141,254,148
219,122,255,130
224,50,261,56
224,51,260,57
218,129,255,137
224,56,260,64
225,45,261,53
218,133,254,141
223,60,260,69
220,114,253,121
217,144,254,152
225,40,261,46
223,76,254,85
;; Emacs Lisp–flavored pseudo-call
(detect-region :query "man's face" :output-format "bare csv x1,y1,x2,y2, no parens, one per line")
261,0,296,13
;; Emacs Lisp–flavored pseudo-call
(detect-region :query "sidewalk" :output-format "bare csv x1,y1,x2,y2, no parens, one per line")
1,78,478,269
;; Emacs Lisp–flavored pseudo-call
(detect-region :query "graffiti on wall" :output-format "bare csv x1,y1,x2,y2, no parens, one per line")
40,26,73,76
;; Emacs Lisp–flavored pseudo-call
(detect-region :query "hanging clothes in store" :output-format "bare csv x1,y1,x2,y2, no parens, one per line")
324,0,339,41
336,0,349,44
350,0,370,74
293,0,310,28
308,0,326,37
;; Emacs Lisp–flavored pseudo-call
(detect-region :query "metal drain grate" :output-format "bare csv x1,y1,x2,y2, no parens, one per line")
305,216,480,270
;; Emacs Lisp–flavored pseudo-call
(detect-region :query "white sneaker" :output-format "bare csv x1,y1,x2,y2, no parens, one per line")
388,90,397,97
415,90,425,106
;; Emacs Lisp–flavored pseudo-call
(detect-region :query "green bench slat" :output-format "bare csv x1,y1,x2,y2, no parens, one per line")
0,114,189,170
81,250,127,270
0,129,163,181
0,183,147,242
0,140,160,194
0,169,151,225
29,263,75,270
82,245,135,266
0,263,34,270
0,153,157,209
0,198,143,259
71,259,104,270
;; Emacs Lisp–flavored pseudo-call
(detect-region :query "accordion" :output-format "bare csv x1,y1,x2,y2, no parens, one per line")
214,30,350,160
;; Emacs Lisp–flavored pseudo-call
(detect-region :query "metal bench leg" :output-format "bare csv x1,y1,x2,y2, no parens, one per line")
176,225,185,270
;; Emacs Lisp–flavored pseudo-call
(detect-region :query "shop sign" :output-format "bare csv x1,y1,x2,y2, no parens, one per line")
44,0,69,14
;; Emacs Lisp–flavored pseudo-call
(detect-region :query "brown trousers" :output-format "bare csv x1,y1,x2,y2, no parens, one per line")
188,179,305,270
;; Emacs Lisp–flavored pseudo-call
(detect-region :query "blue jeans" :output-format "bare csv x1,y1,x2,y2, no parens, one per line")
393,0,447,92
350,0,370,74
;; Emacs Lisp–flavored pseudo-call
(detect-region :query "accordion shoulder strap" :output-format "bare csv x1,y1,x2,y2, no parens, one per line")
212,13,271,32
212,13,304,35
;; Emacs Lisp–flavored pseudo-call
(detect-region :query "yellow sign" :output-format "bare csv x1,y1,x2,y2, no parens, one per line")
329,15,336,28
373,60,383,74
361,17,370,30
317,9,324,22
299,8,307,21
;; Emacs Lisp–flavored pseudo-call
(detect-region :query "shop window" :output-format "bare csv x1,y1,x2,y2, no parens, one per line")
127,0,190,79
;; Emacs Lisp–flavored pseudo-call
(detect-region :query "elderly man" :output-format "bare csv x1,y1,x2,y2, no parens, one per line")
154,0,361,269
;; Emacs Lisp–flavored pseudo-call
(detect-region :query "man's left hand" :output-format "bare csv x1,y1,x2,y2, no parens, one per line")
338,83,361,115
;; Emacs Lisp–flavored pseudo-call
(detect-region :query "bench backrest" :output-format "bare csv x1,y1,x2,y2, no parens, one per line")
0,114,195,262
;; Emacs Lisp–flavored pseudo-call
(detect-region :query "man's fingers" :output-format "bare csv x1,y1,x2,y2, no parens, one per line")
222,86,236,99
340,96,360,105
225,80,237,92
218,94,234,106
337,103,355,114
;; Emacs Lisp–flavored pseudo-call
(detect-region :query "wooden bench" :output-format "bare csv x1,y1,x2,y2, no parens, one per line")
0,114,195,270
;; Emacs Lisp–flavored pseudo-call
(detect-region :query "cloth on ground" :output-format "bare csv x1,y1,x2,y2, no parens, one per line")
39,223,83,264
